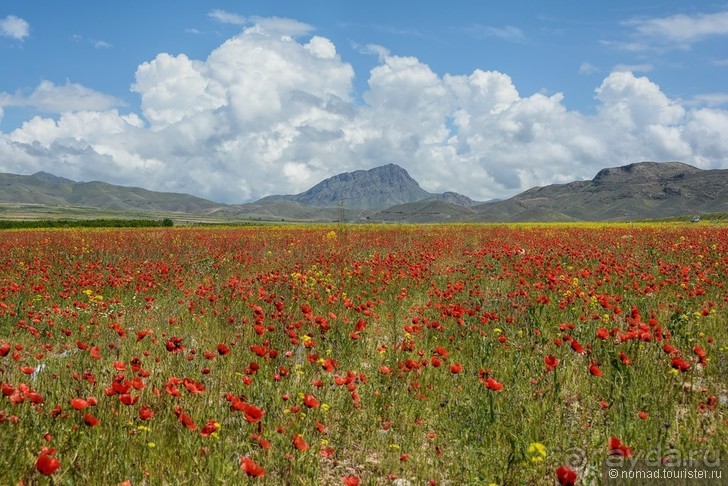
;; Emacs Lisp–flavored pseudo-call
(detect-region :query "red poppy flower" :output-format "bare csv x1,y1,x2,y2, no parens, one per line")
9,391,24,405
249,345,267,357
70,398,89,410
119,394,138,406
450,362,463,374
292,433,309,451
174,406,197,431
183,378,205,394
704,395,718,410
618,352,632,365
609,437,633,457
20,366,36,375
433,345,449,358
111,375,131,395
544,355,558,371
200,420,219,437
240,456,265,477
246,362,261,375
243,403,265,424
139,406,154,421
662,343,678,354
321,358,338,372
670,356,691,372
257,436,271,449
83,413,99,427
589,362,602,377
303,393,320,408
136,328,153,342
342,475,360,485
130,378,145,391
164,376,181,397
485,377,503,391
49,404,62,418
165,336,185,353
217,343,230,356
36,448,61,475
570,339,585,354
693,346,707,366
556,465,577,485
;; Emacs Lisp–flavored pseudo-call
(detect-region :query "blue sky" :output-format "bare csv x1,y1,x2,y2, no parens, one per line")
1,1,727,203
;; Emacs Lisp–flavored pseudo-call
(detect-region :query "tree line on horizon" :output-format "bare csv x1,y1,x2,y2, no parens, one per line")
0,218,174,230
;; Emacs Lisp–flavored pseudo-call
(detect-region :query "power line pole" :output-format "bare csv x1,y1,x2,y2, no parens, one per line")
337,199,345,224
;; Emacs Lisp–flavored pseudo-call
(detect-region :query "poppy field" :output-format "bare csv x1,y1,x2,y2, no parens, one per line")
0,224,726,484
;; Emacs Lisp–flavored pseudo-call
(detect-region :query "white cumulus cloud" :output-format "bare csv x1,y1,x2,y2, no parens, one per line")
0,15,29,40
0,80,123,113
0,17,727,204
595,71,685,127
132,53,225,128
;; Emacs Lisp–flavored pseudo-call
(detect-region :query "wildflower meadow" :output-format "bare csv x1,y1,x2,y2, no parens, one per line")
0,224,725,484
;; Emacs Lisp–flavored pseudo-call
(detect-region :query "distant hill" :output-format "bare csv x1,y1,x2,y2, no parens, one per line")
258,164,477,210
468,161,727,222
370,199,477,223
212,200,341,222
0,161,725,223
0,172,224,214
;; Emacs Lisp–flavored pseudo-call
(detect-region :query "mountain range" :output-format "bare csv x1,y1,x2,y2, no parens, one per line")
0,161,725,223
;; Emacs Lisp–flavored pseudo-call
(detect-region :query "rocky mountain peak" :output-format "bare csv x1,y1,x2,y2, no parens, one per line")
593,161,700,185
